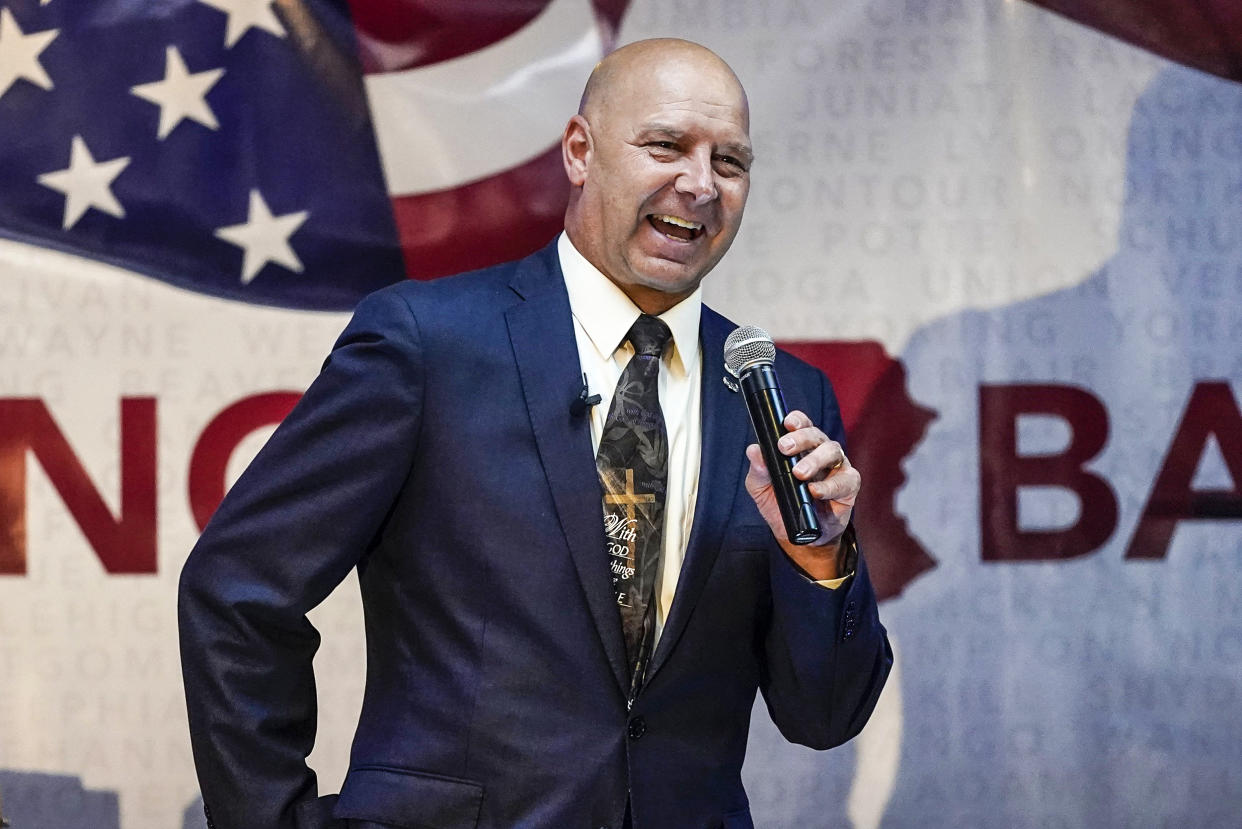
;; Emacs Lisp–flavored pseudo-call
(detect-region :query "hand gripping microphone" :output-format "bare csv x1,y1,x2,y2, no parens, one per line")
724,325,822,545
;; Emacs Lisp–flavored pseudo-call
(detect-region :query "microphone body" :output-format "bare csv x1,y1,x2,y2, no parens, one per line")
727,329,822,545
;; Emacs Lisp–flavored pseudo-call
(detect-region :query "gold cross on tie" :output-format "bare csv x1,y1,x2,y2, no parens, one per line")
603,468,655,568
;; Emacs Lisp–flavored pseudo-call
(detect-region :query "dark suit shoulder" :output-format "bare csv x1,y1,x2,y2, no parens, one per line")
365,260,519,315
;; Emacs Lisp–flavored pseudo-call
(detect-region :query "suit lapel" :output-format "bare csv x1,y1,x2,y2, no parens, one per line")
647,308,751,682
505,247,630,695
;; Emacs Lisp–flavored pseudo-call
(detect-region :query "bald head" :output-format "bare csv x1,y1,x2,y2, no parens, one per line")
579,38,749,130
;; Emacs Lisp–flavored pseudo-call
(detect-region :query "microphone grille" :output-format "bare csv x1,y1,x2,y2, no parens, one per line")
724,325,776,377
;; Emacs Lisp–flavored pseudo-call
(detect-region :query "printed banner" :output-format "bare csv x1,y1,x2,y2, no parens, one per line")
1,0,1238,826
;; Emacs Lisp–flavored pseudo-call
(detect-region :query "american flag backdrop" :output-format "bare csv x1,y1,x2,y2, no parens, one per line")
0,0,409,309
0,0,631,310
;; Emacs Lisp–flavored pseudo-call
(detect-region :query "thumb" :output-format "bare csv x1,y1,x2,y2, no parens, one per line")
744,443,771,493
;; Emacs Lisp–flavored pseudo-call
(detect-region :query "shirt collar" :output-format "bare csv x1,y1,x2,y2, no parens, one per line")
557,232,701,376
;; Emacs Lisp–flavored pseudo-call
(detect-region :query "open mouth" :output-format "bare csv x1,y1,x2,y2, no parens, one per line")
648,214,704,241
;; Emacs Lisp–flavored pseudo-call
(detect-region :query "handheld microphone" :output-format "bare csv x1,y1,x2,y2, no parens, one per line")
724,326,822,545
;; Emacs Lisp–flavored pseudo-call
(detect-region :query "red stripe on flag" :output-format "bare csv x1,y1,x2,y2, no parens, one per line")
346,0,550,74
390,146,569,280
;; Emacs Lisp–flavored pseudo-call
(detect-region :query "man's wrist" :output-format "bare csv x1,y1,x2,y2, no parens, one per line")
781,526,856,582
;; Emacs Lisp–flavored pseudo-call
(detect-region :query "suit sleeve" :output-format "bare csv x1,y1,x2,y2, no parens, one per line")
178,287,424,829
757,369,893,750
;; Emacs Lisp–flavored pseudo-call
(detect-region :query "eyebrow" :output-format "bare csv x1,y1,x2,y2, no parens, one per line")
637,124,755,166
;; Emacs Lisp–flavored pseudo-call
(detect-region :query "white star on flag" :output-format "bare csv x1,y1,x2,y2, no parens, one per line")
37,135,131,229
215,189,309,284
131,46,225,139
197,0,286,48
0,8,59,99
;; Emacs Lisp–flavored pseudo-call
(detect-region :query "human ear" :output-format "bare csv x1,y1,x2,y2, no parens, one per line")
561,114,593,186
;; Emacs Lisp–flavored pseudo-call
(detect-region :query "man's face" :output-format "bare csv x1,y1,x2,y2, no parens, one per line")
565,57,752,313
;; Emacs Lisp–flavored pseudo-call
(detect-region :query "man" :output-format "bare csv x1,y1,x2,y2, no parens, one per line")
179,38,891,829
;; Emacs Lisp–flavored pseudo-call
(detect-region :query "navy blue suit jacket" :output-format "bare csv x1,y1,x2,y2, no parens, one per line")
179,242,892,829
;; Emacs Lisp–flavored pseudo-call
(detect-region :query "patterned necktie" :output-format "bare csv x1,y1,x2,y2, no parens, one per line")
596,314,672,696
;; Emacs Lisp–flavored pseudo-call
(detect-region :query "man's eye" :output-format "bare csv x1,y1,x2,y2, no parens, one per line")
650,141,677,150
715,156,748,174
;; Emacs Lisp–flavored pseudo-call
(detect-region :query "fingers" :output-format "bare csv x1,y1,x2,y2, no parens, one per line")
806,467,860,504
776,410,860,503
777,411,844,477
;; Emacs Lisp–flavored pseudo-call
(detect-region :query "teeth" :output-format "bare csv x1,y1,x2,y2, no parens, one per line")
652,214,702,230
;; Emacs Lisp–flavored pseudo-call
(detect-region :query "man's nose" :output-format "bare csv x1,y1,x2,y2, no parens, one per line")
674,149,717,204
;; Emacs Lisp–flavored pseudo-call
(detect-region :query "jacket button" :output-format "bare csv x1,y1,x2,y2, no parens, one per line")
628,715,647,740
